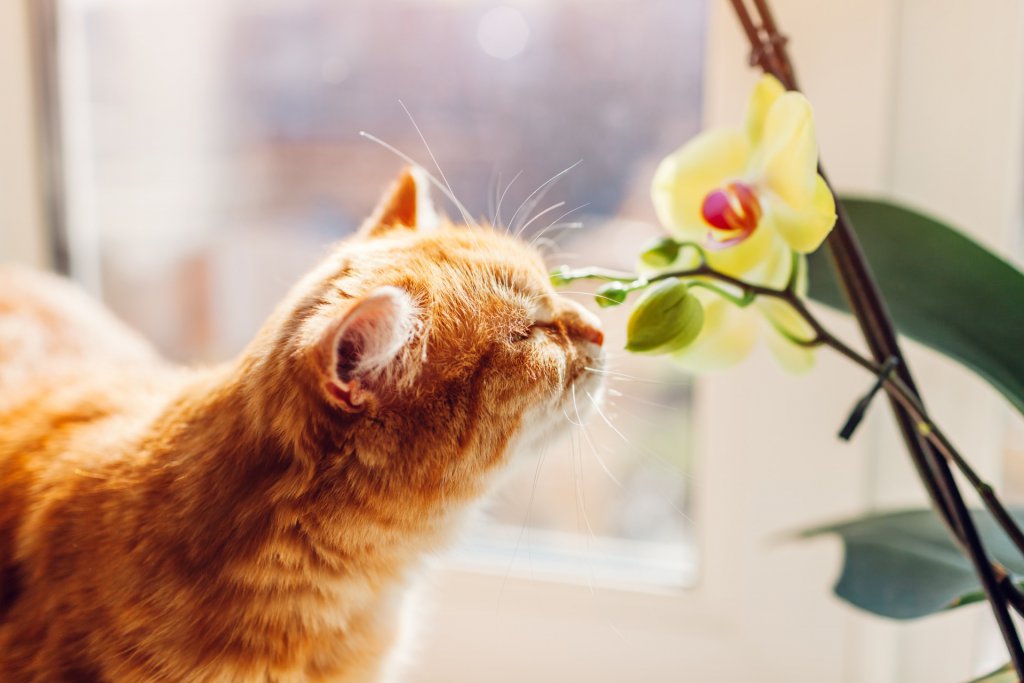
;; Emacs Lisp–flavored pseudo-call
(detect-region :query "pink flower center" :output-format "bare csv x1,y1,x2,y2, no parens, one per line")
700,182,762,236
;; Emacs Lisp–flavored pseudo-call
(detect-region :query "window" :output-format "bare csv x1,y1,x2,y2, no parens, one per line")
45,0,708,589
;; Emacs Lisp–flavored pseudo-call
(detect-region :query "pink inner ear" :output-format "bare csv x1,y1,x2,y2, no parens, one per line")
326,286,418,394
334,334,361,383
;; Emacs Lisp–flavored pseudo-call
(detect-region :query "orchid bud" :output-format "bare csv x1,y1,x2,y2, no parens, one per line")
639,236,681,268
595,282,630,308
626,278,703,354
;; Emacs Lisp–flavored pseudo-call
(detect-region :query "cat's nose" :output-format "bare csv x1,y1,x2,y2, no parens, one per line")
560,300,604,347
577,324,604,347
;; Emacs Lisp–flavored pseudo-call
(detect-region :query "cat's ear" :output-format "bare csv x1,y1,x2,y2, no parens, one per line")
360,167,438,237
318,287,420,412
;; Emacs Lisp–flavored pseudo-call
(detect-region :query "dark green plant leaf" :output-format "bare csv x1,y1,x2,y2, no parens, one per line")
968,662,1015,683
807,197,1024,414
802,508,1024,620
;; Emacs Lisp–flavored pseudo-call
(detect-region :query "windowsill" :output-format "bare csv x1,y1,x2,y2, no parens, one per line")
446,523,698,592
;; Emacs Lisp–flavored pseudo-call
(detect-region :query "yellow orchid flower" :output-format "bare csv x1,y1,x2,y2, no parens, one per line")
651,74,836,278
647,75,836,373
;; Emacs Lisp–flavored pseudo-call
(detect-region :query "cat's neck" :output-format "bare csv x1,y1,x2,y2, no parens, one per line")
136,357,463,588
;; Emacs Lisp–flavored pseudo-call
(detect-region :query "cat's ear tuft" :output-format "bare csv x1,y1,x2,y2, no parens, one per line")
319,287,420,412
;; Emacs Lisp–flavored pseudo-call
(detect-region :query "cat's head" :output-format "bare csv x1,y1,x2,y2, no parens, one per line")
262,169,604,495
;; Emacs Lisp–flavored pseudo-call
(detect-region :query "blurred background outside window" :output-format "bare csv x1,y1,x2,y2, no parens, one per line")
44,0,708,588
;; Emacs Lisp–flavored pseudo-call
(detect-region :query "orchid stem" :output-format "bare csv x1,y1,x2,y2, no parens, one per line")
723,0,1024,672
556,258,1024,621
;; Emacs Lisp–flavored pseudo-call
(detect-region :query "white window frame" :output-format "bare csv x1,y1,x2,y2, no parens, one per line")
0,0,49,268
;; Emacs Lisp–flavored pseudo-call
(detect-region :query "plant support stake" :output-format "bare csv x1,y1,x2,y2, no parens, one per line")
726,0,1024,675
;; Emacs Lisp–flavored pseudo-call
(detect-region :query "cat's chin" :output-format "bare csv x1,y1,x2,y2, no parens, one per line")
510,366,607,460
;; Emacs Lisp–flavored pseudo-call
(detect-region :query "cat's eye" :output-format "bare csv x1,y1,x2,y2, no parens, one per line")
511,325,534,342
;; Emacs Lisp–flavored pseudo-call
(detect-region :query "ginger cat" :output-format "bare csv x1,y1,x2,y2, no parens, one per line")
0,169,605,682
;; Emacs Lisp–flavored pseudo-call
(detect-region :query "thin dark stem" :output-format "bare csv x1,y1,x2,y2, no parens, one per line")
749,0,797,88
561,263,1024,560
727,0,1024,672
813,325,1024,560
574,262,1024,559
559,258,1024,622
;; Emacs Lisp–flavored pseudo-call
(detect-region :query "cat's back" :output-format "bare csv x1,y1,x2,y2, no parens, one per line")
0,264,172,550
0,265,160,403
0,264,176,473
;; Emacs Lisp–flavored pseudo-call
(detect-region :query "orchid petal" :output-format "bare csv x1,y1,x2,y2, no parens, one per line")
758,92,819,210
755,252,816,374
756,296,814,342
768,174,837,253
704,217,783,280
746,74,786,146
764,324,817,374
670,291,758,372
652,129,751,239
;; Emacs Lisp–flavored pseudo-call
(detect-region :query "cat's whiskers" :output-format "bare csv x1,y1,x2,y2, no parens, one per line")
496,442,550,608
509,160,582,239
528,205,588,248
531,237,559,256
530,222,585,252
566,394,595,531
561,405,584,428
486,170,500,227
556,290,625,307
358,131,475,228
516,201,567,240
493,170,523,233
398,100,478,230
584,391,630,454
604,389,678,411
574,390,623,489
583,367,691,387
567,391,599,599
584,388,695,522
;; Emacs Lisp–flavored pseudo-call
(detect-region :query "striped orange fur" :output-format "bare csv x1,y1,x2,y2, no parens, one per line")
0,169,605,682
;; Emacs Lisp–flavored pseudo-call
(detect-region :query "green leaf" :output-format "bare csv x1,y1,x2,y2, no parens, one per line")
801,508,1024,620
968,662,1015,683
807,197,1024,414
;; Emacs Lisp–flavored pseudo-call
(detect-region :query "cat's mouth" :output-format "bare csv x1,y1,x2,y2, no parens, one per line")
559,349,607,424
512,368,603,456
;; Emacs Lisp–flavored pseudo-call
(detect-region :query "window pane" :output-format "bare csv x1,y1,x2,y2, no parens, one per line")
56,0,706,587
